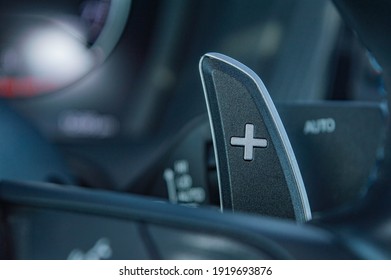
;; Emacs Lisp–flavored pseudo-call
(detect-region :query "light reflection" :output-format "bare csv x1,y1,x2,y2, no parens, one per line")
0,0,131,97
22,25,94,88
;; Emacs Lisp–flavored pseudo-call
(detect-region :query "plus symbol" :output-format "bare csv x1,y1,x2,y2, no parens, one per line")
230,124,268,161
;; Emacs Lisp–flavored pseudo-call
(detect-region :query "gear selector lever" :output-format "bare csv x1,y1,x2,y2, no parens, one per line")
199,53,311,222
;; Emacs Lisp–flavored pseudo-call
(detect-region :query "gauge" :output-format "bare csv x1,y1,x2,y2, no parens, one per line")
0,0,131,98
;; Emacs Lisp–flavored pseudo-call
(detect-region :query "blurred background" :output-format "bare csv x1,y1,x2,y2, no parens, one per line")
0,0,386,210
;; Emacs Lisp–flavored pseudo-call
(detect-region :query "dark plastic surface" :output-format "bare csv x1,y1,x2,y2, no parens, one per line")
206,102,385,215
278,102,386,214
333,0,391,189
6,207,149,259
153,117,212,206
200,53,311,222
0,180,357,259
147,224,273,259
129,101,385,216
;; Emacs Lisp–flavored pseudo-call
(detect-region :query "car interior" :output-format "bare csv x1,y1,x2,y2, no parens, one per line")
1,0,391,259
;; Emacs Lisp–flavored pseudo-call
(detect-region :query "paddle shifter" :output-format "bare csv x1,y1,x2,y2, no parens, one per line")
199,53,311,222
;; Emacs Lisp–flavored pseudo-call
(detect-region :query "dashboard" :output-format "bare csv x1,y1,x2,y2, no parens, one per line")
0,0,390,259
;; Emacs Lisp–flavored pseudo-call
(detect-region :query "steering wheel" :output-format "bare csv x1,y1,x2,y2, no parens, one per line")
1,0,391,259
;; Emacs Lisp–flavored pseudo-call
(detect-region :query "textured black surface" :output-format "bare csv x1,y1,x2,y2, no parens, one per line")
129,101,386,215
200,53,310,222
203,101,385,215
